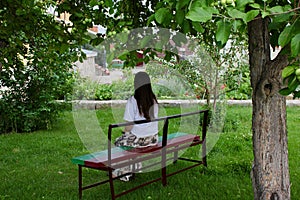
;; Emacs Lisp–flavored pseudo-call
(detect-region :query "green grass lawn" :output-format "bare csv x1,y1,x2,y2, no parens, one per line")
0,105,299,200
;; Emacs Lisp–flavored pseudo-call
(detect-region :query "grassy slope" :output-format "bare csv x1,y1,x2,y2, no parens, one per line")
0,106,299,200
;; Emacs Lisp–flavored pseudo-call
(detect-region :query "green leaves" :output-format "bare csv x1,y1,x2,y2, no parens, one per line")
216,20,231,47
16,8,26,16
192,21,204,33
282,66,296,79
278,17,300,57
155,8,168,24
268,6,284,14
155,8,172,26
173,32,188,46
186,7,212,22
228,9,258,23
176,0,190,10
279,75,299,96
245,10,259,22
89,0,98,7
175,9,185,24
185,2,219,23
184,0,261,47
228,9,246,22
291,34,300,57
279,65,300,96
236,0,254,10
140,35,153,48
278,26,293,47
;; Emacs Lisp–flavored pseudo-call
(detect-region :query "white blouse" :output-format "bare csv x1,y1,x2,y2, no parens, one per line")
123,96,158,137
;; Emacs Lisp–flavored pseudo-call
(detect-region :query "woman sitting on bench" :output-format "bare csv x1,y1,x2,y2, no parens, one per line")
113,71,159,181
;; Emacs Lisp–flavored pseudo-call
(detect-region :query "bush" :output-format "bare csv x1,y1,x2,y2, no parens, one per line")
72,76,112,100
0,68,74,133
0,2,86,133
153,84,174,98
110,69,134,100
95,84,112,100
146,62,196,99
225,64,252,100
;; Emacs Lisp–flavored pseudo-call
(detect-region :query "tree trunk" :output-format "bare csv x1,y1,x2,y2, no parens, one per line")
248,17,290,200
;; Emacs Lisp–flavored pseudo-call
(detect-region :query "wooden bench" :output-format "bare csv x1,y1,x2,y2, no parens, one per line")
72,110,209,199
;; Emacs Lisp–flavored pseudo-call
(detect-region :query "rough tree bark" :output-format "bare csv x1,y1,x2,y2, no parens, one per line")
248,17,290,199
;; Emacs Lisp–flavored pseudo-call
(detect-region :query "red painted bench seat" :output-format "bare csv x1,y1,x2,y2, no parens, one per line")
72,133,201,169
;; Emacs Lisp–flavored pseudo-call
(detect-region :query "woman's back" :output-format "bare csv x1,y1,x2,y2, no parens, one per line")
123,96,158,137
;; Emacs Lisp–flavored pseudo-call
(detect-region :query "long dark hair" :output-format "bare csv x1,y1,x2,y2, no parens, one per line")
133,72,158,120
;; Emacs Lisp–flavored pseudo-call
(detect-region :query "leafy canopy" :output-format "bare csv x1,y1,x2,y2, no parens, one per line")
84,0,300,96
150,0,300,96
1,0,299,132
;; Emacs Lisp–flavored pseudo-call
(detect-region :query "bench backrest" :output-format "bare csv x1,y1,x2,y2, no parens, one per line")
107,110,209,167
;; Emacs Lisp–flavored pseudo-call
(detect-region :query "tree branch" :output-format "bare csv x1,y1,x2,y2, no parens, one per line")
288,56,300,66
253,7,300,21
269,7,300,17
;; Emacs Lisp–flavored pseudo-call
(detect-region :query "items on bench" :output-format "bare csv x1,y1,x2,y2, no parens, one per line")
72,110,209,199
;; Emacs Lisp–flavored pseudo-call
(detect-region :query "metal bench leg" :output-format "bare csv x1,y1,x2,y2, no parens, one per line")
202,110,208,167
162,148,167,186
202,138,207,167
162,118,168,186
108,169,116,200
173,146,178,164
162,166,167,186
78,165,82,199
